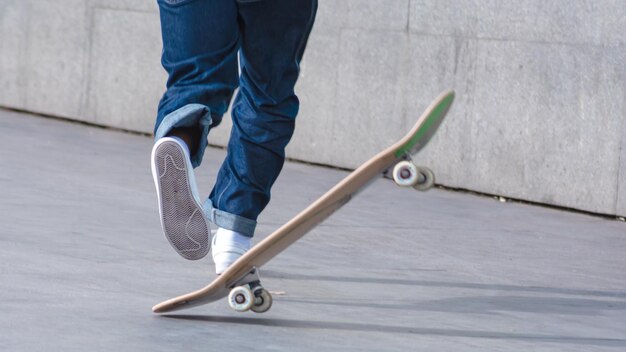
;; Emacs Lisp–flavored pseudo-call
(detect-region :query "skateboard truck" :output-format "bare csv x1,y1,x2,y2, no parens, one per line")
227,268,273,313
385,154,436,191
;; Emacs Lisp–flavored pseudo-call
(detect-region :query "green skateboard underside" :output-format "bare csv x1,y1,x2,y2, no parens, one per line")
394,91,454,159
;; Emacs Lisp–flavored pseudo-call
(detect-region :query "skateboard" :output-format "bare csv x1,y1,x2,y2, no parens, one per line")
152,89,455,314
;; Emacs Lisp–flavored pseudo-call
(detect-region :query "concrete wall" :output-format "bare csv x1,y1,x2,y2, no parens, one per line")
1,0,625,217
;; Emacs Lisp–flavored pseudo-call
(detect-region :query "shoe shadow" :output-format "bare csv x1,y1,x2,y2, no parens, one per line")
160,314,626,347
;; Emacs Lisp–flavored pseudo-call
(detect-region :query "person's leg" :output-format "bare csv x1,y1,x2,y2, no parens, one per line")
152,0,239,260
208,0,318,272
155,0,240,166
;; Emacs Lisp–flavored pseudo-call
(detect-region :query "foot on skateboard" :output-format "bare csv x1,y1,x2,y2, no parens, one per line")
212,228,251,274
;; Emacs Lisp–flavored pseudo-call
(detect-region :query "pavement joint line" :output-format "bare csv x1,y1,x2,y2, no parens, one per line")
1,105,624,223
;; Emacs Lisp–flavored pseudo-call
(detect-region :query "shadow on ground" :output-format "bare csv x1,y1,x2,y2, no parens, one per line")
160,314,626,347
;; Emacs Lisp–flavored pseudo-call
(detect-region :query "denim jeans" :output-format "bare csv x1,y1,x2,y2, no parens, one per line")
154,0,318,237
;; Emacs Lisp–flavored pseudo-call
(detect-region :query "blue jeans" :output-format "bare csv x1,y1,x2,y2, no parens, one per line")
154,0,318,237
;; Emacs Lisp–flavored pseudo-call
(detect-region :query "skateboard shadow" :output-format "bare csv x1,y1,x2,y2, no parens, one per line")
262,270,626,299
279,295,626,316
160,314,626,347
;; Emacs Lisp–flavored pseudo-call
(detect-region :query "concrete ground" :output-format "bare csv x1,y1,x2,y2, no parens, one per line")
1,108,625,352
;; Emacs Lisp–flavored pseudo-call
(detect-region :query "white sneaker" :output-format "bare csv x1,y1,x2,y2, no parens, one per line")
151,137,210,260
211,228,251,274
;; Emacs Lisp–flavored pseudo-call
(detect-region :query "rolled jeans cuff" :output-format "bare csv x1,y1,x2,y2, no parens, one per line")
154,104,212,168
203,200,257,237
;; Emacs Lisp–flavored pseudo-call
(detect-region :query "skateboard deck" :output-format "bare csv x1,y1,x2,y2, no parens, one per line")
152,89,455,313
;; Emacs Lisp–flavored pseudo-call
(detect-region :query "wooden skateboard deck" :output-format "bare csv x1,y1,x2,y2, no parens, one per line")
152,89,455,313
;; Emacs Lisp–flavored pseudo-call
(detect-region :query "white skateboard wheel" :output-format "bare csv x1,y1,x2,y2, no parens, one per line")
251,288,273,313
228,286,254,312
414,167,435,191
392,161,419,187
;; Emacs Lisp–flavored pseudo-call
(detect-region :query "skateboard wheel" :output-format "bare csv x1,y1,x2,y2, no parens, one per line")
413,167,435,191
392,161,419,187
228,286,254,312
251,288,273,313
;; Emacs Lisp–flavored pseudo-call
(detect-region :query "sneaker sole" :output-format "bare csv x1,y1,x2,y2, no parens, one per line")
151,138,209,260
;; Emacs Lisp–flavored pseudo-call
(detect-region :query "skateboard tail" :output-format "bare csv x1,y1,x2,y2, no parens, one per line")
153,286,230,313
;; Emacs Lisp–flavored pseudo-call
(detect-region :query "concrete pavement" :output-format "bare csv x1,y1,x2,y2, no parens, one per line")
1,108,626,351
